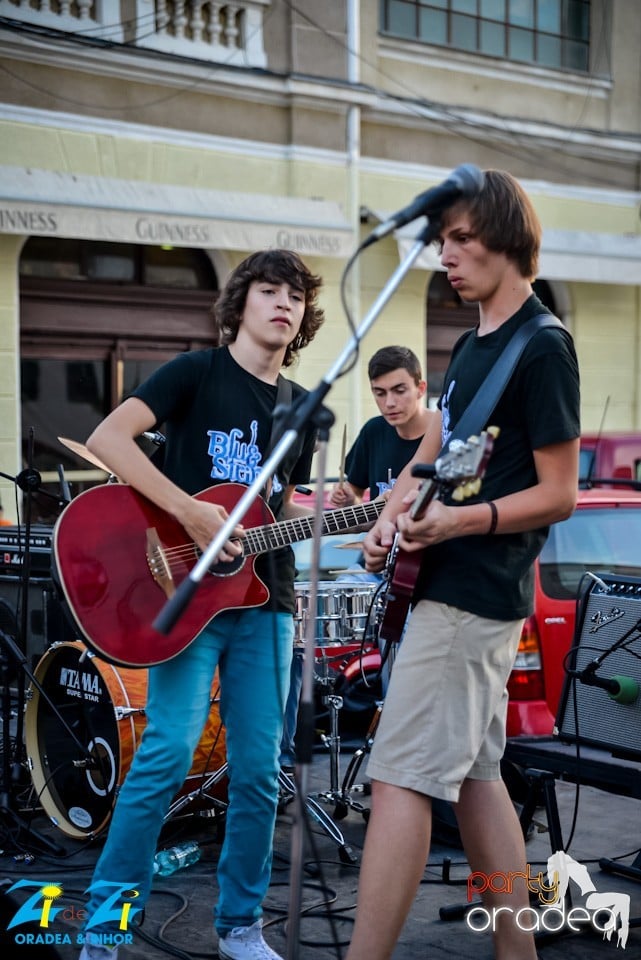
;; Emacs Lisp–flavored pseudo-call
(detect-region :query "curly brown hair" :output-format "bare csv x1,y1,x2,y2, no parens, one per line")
214,249,325,367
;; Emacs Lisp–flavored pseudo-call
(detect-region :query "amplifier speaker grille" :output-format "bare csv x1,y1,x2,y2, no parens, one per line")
555,575,641,760
0,575,72,669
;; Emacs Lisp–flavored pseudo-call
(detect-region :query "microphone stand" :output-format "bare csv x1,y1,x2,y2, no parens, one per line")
151,219,440,960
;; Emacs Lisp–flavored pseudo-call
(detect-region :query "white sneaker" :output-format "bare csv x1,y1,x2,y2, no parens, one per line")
218,919,282,960
78,943,119,960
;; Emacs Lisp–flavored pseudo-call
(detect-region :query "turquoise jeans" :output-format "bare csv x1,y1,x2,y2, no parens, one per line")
84,607,293,937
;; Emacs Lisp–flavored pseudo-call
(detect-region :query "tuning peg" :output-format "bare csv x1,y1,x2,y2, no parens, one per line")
466,478,481,497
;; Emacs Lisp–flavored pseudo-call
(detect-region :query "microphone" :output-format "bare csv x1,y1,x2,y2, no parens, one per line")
571,664,639,705
363,163,485,248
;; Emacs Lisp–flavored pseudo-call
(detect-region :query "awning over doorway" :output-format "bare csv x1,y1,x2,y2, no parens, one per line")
0,165,353,258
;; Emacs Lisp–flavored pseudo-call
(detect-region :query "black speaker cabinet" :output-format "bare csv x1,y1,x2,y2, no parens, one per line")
0,574,73,670
556,574,641,760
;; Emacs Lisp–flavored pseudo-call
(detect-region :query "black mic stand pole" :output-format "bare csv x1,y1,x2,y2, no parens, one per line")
151,220,440,960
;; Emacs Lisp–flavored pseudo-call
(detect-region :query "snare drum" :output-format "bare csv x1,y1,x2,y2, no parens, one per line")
25,641,226,838
294,580,378,646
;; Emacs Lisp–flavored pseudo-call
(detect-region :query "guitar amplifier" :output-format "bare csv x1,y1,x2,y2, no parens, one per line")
0,524,72,667
555,574,641,761
0,524,54,577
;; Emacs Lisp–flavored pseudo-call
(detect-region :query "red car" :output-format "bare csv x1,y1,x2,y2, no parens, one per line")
506,484,641,737
294,483,641,738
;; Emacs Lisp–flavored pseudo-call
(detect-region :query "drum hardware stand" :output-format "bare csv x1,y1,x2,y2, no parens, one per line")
0,626,65,854
277,768,357,863
164,762,229,824
161,755,356,862
312,683,370,824
0,431,72,853
339,699,384,814
313,599,390,821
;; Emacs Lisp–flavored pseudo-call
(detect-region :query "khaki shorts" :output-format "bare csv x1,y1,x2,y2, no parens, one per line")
367,600,523,803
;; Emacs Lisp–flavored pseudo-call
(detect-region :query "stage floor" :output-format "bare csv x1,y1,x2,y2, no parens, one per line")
2,736,640,959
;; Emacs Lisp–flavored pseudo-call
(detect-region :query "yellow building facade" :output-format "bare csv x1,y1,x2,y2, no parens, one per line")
0,1,640,519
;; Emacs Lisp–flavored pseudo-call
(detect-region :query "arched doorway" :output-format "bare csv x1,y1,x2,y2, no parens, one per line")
425,273,559,404
19,238,219,520
425,272,478,403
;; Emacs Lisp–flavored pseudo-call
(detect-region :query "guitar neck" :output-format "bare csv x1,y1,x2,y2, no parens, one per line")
240,499,384,557
409,478,439,520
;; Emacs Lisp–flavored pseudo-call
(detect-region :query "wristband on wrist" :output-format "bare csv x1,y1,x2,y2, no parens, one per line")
487,500,498,535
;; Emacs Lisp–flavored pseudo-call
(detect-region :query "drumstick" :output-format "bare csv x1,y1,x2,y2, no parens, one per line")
338,424,347,489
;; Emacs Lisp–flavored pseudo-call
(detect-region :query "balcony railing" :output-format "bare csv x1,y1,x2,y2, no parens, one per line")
0,0,271,68
0,0,125,41
134,0,270,68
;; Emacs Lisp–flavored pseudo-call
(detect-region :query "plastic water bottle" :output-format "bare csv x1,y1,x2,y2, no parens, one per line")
153,840,201,877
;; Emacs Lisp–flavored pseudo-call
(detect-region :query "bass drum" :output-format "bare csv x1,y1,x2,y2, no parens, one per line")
25,641,226,839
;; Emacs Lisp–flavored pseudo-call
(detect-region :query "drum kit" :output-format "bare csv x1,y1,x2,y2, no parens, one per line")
24,641,228,839
290,578,386,827
18,579,385,850
0,437,389,858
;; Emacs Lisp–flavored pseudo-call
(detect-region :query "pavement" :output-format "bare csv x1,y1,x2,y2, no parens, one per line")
2,715,641,960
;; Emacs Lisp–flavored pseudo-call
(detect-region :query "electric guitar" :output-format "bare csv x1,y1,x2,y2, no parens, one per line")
53,483,386,668
377,429,498,645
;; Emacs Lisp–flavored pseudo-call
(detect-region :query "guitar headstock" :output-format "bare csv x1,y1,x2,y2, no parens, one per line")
435,427,498,501
408,428,499,519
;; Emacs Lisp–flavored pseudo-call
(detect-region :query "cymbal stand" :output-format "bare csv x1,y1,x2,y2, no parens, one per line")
162,754,356,862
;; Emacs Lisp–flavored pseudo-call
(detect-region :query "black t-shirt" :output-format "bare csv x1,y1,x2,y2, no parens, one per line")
420,295,580,621
132,346,316,612
346,416,424,500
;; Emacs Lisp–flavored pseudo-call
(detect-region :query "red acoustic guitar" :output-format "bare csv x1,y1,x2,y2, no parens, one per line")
377,429,498,645
53,483,385,668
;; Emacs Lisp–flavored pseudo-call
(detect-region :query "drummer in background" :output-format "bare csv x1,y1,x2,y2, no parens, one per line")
328,345,439,545
329,345,439,695
278,347,438,772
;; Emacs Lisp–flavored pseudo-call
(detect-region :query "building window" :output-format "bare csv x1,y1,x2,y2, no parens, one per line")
380,0,591,72
20,238,216,289
19,238,219,521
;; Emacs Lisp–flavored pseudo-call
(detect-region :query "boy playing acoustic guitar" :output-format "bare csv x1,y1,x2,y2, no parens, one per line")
80,250,324,960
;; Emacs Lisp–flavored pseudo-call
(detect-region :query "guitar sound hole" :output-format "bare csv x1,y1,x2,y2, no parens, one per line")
194,545,245,578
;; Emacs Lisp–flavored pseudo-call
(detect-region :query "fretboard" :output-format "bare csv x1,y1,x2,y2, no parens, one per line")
241,499,384,557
